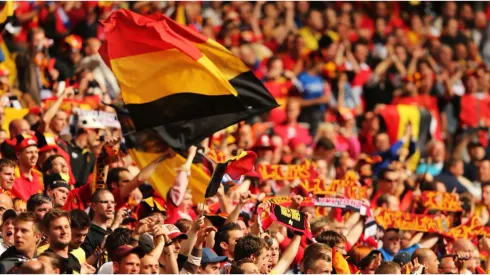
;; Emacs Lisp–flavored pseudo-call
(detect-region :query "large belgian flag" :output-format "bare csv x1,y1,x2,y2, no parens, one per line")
99,9,279,151
378,104,434,170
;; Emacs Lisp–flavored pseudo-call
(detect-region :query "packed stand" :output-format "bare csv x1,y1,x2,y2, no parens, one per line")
0,1,489,274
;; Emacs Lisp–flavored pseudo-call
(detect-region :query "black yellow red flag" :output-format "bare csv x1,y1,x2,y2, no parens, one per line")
99,9,278,151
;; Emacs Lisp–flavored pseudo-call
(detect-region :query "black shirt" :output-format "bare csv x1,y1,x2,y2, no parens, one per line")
80,223,108,259
68,141,96,188
44,248,81,274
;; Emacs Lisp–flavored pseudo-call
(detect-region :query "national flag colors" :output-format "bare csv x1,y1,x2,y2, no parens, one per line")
116,108,210,203
377,104,435,170
0,0,14,33
205,151,257,198
99,9,278,151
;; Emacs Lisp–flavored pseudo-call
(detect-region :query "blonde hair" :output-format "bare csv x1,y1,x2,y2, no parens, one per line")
14,199,26,212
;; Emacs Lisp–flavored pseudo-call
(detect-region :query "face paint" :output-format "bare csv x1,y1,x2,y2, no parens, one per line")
60,172,70,182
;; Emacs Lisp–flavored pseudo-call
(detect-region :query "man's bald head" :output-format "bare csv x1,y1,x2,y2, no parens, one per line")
412,248,440,274
19,260,46,274
0,193,13,217
453,239,476,253
8,119,30,138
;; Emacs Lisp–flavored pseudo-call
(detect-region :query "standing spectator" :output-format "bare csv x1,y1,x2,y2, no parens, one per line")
11,135,43,202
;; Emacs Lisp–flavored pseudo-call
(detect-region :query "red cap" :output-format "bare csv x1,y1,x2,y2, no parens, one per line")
12,134,38,152
112,245,145,263
251,135,276,151
163,224,188,240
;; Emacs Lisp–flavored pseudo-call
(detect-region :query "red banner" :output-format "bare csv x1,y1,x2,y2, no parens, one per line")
420,191,462,212
257,160,317,181
375,210,451,233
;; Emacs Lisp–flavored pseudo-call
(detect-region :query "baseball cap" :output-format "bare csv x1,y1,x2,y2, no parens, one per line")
44,173,70,191
2,209,16,224
358,250,381,269
163,224,188,240
201,248,228,265
135,196,167,220
112,245,145,263
393,252,411,266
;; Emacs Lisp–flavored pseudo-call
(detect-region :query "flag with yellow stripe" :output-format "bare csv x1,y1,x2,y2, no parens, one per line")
0,0,13,33
378,104,433,170
99,9,278,151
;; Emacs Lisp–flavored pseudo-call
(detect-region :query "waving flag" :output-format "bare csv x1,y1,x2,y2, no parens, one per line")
99,9,278,151
205,151,257,198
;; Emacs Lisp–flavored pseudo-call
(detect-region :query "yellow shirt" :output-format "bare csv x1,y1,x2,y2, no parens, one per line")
299,27,322,51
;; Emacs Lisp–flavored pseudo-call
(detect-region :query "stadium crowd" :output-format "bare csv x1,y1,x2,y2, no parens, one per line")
0,1,489,274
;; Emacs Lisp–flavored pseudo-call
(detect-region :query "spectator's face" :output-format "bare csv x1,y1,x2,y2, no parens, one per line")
375,133,390,152
306,259,332,274
254,247,272,274
470,249,480,271
286,101,301,123
479,161,490,182
50,156,69,174
47,216,71,248
201,262,220,274
379,171,398,195
240,262,260,274
116,170,132,189
31,31,46,49
93,191,115,220
264,3,278,19
439,256,457,274
455,43,467,60
446,19,458,37
50,111,67,134
424,250,440,274
439,46,453,65
180,191,193,212
0,166,15,191
400,231,412,249
450,161,464,177
1,218,14,246
237,219,248,234
270,238,280,265
140,255,159,274
227,229,244,257
267,59,284,79
70,227,89,250
430,142,445,162
114,254,141,274
482,185,490,206
355,44,368,63
34,202,52,220
308,10,323,31
382,230,400,254
0,130,6,144
445,2,457,18
375,18,386,34
465,75,478,94
49,186,69,208
14,220,41,255
375,2,388,17
18,146,39,169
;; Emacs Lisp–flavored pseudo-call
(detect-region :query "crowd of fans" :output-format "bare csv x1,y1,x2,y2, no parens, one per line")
0,1,489,274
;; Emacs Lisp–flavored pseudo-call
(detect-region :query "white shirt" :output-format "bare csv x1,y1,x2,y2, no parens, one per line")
98,261,113,274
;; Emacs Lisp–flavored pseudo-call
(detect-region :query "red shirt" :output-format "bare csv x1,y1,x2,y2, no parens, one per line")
15,2,39,44
62,182,93,211
264,78,293,124
12,167,43,201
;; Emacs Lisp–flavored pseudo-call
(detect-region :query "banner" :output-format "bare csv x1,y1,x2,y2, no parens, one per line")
375,210,451,233
257,160,317,181
300,178,369,200
421,191,462,212
313,197,372,216
263,196,314,208
258,203,312,239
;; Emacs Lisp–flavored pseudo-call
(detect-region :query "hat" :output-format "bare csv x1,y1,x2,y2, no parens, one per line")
201,248,228,265
2,209,16,223
393,252,411,266
35,132,58,153
139,233,155,254
112,245,146,263
11,134,38,152
135,196,167,220
205,212,228,227
64,34,83,51
163,224,188,240
44,173,70,191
